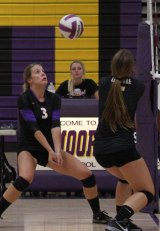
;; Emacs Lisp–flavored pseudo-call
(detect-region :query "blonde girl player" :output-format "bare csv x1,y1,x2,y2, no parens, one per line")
0,63,110,224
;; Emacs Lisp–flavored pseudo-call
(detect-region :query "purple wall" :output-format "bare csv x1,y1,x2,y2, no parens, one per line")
12,26,55,95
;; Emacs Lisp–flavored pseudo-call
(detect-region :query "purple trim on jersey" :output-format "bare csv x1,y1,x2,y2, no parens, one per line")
20,109,36,121
64,14,76,20
52,110,60,120
59,23,72,32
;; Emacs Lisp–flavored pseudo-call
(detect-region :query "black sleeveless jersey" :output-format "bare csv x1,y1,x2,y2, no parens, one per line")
94,76,145,154
17,89,61,151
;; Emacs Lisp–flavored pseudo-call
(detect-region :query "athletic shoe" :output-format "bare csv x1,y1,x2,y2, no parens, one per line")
128,219,142,231
105,218,129,231
93,210,111,224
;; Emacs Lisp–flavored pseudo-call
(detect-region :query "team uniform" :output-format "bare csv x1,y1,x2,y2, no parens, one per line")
56,79,98,98
17,89,61,166
94,76,145,168
16,88,111,225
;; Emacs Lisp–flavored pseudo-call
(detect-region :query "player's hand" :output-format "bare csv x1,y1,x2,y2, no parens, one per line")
55,151,63,166
48,150,59,165
48,150,63,166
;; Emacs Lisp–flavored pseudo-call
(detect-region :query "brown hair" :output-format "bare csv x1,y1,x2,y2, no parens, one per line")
22,63,42,92
102,49,134,132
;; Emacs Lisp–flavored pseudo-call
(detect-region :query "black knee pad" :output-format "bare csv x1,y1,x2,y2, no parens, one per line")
81,174,96,188
118,179,128,184
13,176,30,192
140,190,154,205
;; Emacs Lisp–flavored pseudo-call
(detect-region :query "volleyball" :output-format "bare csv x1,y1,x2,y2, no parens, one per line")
59,14,84,39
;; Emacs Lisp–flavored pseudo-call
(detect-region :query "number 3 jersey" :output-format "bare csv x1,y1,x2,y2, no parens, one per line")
17,89,61,151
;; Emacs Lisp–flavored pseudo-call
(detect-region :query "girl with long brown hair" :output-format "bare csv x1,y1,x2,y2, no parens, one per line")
94,49,155,231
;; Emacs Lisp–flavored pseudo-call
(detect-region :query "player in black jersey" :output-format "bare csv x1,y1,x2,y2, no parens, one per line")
0,63,110,224
94,49,155,231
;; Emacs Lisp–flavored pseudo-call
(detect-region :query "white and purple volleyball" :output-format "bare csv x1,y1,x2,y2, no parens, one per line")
59,14,84,39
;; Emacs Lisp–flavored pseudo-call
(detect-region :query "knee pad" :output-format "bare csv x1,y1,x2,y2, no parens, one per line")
118,179,128,184
140,190,154,205
81,174,96,188
13,176,30,192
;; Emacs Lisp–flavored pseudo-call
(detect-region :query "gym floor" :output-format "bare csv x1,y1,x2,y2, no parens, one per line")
0,198,159,231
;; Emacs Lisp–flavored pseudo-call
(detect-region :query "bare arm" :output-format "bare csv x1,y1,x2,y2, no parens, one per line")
51,127,63,165
94,90,99,100
34,130,53,152
34,130,60,165
51,127,62,153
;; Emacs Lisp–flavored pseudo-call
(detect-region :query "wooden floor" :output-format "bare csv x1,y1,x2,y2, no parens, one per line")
0,198,159,231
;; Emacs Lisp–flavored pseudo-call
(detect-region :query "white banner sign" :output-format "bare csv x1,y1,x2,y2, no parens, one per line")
36,117,103,170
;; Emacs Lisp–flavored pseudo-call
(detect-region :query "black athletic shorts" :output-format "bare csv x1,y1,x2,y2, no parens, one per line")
94,148,141,168
17,149,49,167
